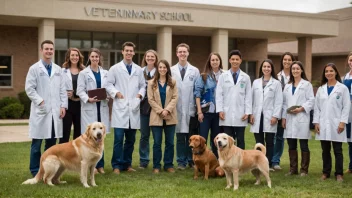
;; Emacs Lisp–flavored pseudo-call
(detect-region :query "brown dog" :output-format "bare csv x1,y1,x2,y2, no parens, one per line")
189,135,224,180
214,133,271,190
22,122,106,188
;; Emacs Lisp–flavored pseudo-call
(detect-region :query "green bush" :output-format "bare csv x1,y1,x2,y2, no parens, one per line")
18,91,31,118
0,103,24,119
0,97,20,110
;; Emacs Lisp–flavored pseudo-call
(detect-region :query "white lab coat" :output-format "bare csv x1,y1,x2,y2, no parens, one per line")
171,63,200,133
76,66,110,134
62,68,73,91
216,69,252,127
250,77,283,133
105,61,146,129
282,79,315,139
25,60,68,139
313,82,350,142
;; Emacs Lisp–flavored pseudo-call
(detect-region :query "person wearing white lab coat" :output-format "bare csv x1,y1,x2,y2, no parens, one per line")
105,42,146,174
272,52,296,171
282,61,315,176
313,63,350,182
216,50,252,150
342,52,352,174
170,43,200,170
77,48,110,174
249,59,282,168
59,48,85,144
25,40,67,176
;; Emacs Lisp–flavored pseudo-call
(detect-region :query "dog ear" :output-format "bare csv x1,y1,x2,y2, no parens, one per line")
189,135,194,143
229,136,235,148
85,123,92,139
213,135,218,148
200,136,206,146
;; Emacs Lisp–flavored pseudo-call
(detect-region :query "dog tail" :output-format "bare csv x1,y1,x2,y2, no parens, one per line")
254,143,266,155
22,162,44,185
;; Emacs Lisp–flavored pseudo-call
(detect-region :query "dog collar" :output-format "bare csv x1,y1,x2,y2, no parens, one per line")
193,149,205,155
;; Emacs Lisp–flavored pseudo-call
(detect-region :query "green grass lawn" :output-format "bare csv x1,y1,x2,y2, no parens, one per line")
1,129,352,198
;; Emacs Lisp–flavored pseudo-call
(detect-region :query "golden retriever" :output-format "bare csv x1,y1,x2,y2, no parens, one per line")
189,135,224,180
214,133,271,190
22,122,106,188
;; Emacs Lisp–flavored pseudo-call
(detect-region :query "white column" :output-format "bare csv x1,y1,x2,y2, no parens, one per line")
212,29,228,70
298,37,312,81
38,19,55,59
157,27,172,63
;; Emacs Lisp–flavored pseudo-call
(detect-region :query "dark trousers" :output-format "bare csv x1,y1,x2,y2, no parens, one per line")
346,123,352,170
272,120,285,166
320,140,343,177
29,119,56,176
254,114,275,167
223,126,245,149
139,114,151,167
176,116,198,167
287,138,309,152
60,100,81,143
199,113,221,158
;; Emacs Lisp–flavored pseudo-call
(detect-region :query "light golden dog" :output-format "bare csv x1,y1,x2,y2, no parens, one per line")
214,133,271,190
22,122,106,188
189,135,224,180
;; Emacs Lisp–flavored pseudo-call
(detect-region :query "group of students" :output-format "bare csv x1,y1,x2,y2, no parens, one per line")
25,39,352,182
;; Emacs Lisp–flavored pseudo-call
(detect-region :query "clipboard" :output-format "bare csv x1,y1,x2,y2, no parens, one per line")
286,105,302,114
88,88,107,101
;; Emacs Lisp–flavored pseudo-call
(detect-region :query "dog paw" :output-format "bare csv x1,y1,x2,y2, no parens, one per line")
233,185,239,191
60,181,67,184
193,176,198,180
203,177,208,180
83,184,90,188
254,181,260,185
92,184,98,187
225,185,231,189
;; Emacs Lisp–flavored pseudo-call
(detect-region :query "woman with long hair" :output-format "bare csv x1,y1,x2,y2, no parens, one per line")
59,48,85,143
148,59,178,174
250,59,282,169
194,52,223,158
313,63,350,182
139,49,158,169
342,52,352,174
272,52,296,170
282,61,314,176
77,48,110,174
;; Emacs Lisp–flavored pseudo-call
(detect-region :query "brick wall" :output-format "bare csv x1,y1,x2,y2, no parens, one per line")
0,25,37,98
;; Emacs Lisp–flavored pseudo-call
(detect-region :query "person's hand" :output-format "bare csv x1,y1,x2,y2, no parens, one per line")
198,112,204,123
60,107,66,118
241,114,248,121
270,117,278,125
67,91,73,98
88,96,100,103
39,101,44,106
282,118,286,129
161,110,169,119
338,122,345,134
136,94,142,99
219,112,225,120
116,92,124,99
249,115,255,125
315,123,320,134
290,107,304,114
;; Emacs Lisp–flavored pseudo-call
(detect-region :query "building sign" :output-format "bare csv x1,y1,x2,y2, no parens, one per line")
84,7,193,22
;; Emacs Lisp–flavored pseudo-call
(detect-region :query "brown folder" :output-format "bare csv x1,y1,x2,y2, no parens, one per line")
88,88,107,101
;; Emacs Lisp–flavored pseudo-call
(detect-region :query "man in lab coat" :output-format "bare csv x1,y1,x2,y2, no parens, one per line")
170,43,200,170
25,40,67,176
106,42,146,174
216,50,252,149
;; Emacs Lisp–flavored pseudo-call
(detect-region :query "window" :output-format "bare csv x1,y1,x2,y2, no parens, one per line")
70,31,91,49
93,32,113,49
240,61,257,82
55,30,68,49
0,55,12,87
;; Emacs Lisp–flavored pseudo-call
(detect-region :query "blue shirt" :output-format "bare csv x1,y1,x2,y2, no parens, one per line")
41,59,52,76
327,86,334,96
92,69,101,121
178,63,188,72
158,81,167,108
292,86,296,95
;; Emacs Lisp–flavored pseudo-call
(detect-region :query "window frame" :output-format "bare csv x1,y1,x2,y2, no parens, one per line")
0,54,13,88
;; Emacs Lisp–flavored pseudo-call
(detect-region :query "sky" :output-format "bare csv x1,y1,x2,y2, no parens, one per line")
162,0,352,13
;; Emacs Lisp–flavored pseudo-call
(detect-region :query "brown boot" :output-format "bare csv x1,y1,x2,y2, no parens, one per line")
286,150,298,176
300,151,310,176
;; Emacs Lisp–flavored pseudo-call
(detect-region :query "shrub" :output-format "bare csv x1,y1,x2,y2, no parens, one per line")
0,97,20,110
0,103,24,119
18,91,31,118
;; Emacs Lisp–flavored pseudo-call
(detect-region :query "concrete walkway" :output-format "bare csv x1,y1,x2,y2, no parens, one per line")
0,119,30,143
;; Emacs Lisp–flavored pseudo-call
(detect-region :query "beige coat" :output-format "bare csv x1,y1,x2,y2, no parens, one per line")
148,79,178,126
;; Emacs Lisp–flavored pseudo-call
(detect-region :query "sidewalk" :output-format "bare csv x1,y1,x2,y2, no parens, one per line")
0,119,30,143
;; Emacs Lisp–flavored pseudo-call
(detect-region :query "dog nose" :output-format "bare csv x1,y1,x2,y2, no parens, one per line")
97,133,102,139
218,141,222,146
189,145,194,149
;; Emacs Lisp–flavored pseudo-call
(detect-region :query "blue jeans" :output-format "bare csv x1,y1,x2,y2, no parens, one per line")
139,114,151,167
176,133,193,167
151,123,175,170
96,152,104,169
29,119,56,176
199,113,220,158
272,120,285,166
346,123,352,170
111,126,136,171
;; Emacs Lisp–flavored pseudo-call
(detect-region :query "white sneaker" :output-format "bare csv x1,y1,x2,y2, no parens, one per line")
269,168,275,172
273,165,282,170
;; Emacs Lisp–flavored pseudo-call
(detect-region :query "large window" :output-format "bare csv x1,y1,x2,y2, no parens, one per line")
0,55,12,87
55,30,156,69
240,61,257,82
